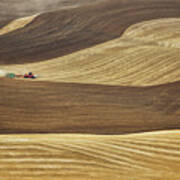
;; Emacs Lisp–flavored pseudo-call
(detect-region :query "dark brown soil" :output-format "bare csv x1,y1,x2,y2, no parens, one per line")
0,78,179,134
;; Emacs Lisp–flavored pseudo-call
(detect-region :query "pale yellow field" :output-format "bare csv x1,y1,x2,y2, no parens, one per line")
0,130,180,180
1,18,180,86
123,18,180,48
0,14,38,36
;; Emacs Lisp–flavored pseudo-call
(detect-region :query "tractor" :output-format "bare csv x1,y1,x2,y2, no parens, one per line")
24,72,37,79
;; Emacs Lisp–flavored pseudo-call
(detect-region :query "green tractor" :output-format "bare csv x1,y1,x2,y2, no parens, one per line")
6,73,16,79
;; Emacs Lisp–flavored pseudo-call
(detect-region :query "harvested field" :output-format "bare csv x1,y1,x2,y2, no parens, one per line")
0,131,180,180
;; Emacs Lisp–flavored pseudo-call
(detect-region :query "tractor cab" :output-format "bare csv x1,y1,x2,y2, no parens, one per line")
24,72,36,79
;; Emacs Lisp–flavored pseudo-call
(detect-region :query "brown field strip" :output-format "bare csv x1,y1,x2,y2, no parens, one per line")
1,0,180,64
0,130,180,180
0,78,179,134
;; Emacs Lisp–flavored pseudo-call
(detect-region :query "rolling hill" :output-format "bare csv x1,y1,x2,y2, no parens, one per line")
1,0,180,179
1,0,180,64
1,18,180,86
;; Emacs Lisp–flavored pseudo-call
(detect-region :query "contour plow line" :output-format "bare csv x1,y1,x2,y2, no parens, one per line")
0,130,180,180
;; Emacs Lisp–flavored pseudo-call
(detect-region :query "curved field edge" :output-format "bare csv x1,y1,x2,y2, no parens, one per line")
123,18,180,48
0,130,180,180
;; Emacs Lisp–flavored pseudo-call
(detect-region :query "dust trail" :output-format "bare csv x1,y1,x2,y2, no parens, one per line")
0,70,6,77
